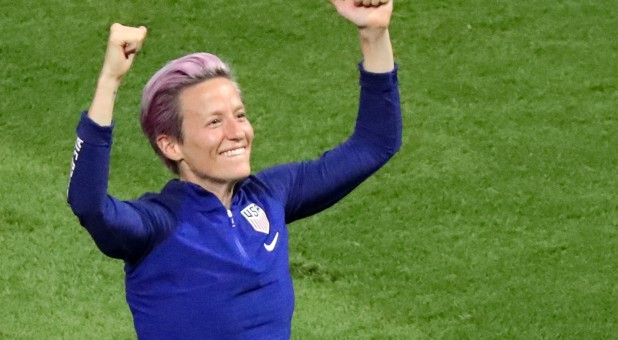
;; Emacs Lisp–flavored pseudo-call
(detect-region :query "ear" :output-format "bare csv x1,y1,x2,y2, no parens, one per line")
156,135,183,162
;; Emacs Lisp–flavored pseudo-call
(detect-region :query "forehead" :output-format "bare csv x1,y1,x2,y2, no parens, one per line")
179,77,243,116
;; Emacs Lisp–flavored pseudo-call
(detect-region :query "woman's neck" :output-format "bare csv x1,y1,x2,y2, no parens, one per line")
180,174,237,208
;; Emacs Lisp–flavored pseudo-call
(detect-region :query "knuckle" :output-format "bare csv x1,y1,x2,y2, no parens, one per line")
110,22,122,32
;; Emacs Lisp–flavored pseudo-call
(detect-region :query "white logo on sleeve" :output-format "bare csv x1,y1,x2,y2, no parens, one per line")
241,203,270,234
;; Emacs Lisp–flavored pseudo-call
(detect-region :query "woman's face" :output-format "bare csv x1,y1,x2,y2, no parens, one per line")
175,77,254,189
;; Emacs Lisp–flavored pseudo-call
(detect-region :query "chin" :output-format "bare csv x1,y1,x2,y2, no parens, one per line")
229,167,251,182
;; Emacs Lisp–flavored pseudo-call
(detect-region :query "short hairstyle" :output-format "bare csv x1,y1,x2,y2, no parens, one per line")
140,52,234,174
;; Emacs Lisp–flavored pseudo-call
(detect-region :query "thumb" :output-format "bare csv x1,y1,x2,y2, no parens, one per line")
122,26,148,58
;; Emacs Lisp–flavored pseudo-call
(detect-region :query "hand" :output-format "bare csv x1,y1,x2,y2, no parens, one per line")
87,24,147,126
330,0,393,31
100,23,148,82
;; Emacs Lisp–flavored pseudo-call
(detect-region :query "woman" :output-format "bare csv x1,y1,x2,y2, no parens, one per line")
68,0,401,338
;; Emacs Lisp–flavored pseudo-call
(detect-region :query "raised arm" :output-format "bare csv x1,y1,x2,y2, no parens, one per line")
89,23,147,126
258,1,401,222
67,24,169,262
331,0,394,72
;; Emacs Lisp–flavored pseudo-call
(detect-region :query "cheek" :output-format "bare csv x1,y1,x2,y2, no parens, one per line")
205,134,224,156
245,124,255,143
185,129,222,154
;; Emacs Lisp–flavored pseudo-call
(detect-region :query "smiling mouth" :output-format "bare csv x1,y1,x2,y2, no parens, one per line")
221,147,246,157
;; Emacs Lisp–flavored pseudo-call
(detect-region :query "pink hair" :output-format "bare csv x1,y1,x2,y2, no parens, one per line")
140,52,233,174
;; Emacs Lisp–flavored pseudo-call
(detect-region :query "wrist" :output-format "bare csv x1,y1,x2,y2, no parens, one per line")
359,29,394,73
359,27,388,42
97,73,123,90
88,73,122,127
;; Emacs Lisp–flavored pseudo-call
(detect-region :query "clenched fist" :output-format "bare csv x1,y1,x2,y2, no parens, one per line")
100,23,148,81
330,0,393,30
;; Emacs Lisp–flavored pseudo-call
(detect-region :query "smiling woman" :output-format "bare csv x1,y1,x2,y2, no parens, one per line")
170,77,254,206
145,59,254,207
66,0,401,339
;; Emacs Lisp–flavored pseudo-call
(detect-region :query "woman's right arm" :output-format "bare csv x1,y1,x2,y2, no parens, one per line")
88,23,147,126
67,24,157,261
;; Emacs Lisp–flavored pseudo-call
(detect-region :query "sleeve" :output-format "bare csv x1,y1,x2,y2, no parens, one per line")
257,63,402,223
66,112,173,261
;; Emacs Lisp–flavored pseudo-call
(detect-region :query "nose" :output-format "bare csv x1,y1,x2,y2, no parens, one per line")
224,118,244,140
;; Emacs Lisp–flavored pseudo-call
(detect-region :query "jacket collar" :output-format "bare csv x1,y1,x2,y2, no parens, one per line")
161,179,248,212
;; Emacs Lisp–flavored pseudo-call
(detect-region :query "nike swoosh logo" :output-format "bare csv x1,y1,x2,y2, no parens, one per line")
264,232,279,252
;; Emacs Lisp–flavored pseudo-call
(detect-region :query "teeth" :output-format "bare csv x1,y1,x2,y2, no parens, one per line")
222,148,245,157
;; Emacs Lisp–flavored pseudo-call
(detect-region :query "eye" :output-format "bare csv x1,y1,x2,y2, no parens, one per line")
207,118,222,127
236,112,248,120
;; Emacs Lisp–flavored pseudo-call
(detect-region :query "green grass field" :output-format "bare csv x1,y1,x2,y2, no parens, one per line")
1,0,616,338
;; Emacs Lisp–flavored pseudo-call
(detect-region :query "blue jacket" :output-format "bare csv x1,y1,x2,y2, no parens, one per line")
67,64,402,339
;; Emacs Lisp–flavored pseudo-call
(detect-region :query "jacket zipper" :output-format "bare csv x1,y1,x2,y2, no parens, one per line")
227,209,236,228
227,209,248,259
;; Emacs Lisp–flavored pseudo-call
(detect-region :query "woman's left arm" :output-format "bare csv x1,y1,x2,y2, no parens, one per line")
332,0,395,73
257,1,401,222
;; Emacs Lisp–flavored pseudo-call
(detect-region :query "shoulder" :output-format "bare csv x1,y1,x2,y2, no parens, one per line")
251,163,303,200
129,180,184,223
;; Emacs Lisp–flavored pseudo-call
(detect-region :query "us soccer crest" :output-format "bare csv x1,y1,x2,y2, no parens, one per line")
241,203,270,234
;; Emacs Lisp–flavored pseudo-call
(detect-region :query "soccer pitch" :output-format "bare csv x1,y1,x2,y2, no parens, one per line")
0,0,616,338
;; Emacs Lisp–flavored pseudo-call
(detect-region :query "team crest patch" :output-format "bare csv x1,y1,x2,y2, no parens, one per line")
241,203,270,234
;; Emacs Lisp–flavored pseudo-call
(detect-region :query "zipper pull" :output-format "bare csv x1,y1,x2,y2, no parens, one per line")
227,209,236,228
